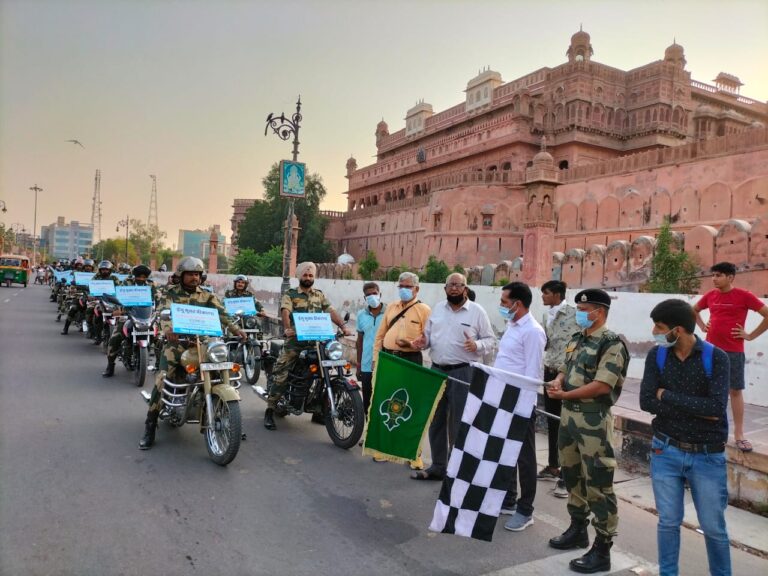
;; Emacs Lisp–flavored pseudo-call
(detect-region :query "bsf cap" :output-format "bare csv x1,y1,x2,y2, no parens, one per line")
575,288,612,309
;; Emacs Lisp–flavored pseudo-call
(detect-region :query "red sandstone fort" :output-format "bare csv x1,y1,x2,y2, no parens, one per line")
236,30,768,294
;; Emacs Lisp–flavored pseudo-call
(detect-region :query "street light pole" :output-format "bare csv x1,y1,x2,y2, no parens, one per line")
116,216,130,263
264,96,302,298
30,185,42,266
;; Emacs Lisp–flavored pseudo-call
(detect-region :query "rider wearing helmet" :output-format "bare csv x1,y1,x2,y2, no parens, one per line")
82,259,95,273
118,262,131,275
103,265,156,377
60,258,93,335
139,257,246,450
224,274,266,317
86,261,120,345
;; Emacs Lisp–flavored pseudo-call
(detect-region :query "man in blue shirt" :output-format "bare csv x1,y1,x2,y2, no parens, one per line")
640,299,731,576
356,282,386,417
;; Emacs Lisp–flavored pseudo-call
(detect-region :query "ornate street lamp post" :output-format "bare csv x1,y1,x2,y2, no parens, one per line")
116,216,130,263
264,96,302,298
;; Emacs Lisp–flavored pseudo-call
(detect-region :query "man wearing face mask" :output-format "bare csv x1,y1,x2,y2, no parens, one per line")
639,299,731,576
410,273,496,481
545,289,629,574
356,282,386,416
264,262,353,431
373,272,431,366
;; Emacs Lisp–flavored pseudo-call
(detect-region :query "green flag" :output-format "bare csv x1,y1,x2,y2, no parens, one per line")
363,352,446,463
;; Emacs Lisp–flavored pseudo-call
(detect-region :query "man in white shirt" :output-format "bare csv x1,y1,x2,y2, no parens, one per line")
495,282,547,532
411,273,496,480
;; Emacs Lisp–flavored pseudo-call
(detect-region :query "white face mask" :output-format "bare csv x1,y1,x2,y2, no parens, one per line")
653,328,678,348
365,294,381,308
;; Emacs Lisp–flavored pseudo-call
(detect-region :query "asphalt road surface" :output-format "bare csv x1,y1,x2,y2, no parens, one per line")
1,285,765,576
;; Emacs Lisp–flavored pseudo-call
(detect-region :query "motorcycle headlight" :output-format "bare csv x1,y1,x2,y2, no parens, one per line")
180,348,199,369
325,341,343,361
245,317,257,329
207,340,229,363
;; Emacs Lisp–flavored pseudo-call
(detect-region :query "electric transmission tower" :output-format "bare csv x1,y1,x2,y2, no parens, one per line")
148,174,159,246
90,169,102,244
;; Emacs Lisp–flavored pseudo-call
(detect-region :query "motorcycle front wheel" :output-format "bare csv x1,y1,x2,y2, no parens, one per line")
101,324,111,353
134,347,148,387
243,342,261,385
205,396,241,466
325,381,364,449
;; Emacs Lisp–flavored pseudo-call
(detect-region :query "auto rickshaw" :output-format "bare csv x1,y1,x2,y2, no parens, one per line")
0,254,30,287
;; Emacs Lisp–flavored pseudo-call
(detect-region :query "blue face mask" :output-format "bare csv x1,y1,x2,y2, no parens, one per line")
498,306,512,320
398,287,413,302
575,310,594,329
653,329,677,348
365,294,381,308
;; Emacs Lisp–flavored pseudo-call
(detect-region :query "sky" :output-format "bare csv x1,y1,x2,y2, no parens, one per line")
2,0,767,251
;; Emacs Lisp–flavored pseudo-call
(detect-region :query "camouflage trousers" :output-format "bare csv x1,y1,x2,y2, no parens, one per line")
267,348,301,409
106,320,126,361
558,404,618,540
66,301,85,323
146,343,185,421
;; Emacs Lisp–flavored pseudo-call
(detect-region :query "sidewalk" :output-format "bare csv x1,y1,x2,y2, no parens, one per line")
531,430,768,557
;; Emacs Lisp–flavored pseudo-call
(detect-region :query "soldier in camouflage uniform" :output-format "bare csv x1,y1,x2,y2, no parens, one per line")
264,262,353,431
545,288,629,574
224,275,266,317
103,265,157,377
139,257,245,450
87,260,121,345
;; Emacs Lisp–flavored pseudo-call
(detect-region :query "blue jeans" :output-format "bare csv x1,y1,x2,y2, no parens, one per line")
650,435,731,576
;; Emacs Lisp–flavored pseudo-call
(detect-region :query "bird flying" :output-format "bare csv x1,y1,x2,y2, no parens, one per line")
66,139,85,148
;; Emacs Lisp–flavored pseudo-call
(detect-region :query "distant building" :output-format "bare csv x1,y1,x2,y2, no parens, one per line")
230,198,257,254
41,217,93,259
178,225,226,259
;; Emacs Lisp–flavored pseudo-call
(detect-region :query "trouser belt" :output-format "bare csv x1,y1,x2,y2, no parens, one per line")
562,401,609,413
383,348,422,360
654,432,725,454
431,362,469,372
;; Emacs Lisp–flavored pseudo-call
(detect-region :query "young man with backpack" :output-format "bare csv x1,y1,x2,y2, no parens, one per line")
640,299,731,576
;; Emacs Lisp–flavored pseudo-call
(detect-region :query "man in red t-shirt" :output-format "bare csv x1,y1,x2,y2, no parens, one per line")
693,262,768,452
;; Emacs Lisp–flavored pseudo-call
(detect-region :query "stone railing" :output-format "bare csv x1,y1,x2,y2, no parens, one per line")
345,194,431,219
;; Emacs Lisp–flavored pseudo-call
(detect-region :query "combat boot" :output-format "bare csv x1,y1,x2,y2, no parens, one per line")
102,359,116,378
264,408,276,430
61,320,71,335
549,519,590,550
139,416,157,450
569,535,612,573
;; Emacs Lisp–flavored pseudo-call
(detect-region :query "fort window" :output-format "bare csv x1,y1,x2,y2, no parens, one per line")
526,160,534,168
502,162,512,171
434,214,441,230
381,222,385,231
483,215,493,229
559,160,569,170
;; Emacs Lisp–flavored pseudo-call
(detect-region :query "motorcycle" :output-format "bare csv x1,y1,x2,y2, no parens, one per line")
253,320,364,449
95,297,118,351
103,295,156,387
226,311,264,385
141,329,243,466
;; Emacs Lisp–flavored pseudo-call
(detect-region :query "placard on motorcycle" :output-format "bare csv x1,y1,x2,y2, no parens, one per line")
223,297,257,316
293,313,335,341
116,286,153,307
74,271,95,286
53,270,74,284
171,303,223,337
88,280,116,296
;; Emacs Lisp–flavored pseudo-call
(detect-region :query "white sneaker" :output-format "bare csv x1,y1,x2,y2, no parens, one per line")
499,503,517,515
553,481,568,499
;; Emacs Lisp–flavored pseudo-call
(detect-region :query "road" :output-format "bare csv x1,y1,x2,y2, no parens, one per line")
1,285,765,576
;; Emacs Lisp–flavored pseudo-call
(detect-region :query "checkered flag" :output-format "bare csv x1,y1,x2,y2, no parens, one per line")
429,363,539,542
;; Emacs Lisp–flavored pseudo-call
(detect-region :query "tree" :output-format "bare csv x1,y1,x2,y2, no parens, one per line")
90,238,140,264
358,250,380,280
236,164,334,265
648,220,701,294
230,246,283,277
129,219,167,263
452,263,466,275
422,255,452,284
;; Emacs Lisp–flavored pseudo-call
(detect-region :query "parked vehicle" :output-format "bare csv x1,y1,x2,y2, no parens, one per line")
226,311,264,385
0,254,29,288
141,333,243,466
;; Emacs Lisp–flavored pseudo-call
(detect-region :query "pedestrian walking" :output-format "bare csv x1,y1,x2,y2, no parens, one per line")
640,299,732,576
356,281,386,416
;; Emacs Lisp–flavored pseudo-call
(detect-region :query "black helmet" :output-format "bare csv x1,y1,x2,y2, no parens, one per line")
98,260,113,271
176,257,204,274
132,264,151,278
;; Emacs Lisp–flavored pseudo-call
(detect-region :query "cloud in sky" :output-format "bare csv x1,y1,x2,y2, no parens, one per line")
2,0,766,250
